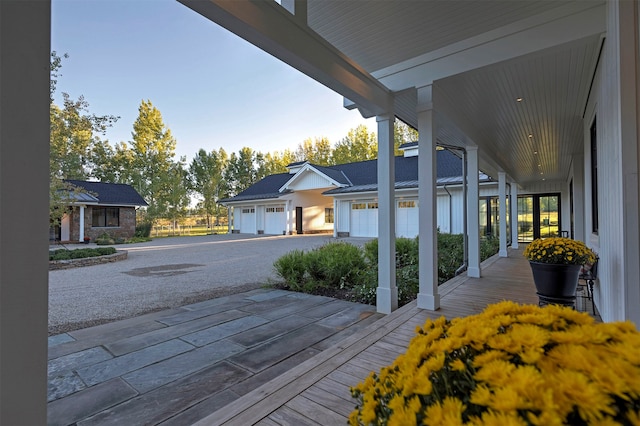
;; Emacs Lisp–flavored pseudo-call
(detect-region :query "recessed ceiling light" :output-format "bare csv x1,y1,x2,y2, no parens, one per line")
534,151,538,155
528,134,533,138
516,97,523,102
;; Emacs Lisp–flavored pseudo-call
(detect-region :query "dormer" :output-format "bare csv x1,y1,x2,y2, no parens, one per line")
399,142,418,157
286,160,308,174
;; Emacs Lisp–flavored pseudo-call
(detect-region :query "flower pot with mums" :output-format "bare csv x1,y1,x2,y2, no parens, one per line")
349,301,640,426
523,237,596,307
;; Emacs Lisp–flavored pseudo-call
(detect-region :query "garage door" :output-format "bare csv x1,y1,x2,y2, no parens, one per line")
350,202,378,237
239,207,256,234
264,206,286,235
396,200,419,238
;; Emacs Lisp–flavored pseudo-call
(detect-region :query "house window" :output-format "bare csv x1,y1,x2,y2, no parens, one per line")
590,117,598,234
266,207,285,213
92,207,119,227
398,200,417,208
242,208,255,214
325,208,334,224
352,203,367,210
368,202,378,209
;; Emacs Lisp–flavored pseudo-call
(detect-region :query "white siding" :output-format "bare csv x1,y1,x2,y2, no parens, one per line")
287,170,333,191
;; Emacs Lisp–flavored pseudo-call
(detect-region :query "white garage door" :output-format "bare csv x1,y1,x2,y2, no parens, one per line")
239,207,256,234
350,202,378,237
396,200,419,238
264,206,286,235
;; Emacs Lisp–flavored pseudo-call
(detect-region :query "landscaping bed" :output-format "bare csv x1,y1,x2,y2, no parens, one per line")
272,233,500,307
49,247,127,270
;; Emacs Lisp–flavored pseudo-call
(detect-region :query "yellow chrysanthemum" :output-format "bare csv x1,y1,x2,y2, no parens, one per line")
349,302,640,426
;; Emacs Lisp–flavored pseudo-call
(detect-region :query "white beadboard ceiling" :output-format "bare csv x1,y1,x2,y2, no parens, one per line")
305,0,605,185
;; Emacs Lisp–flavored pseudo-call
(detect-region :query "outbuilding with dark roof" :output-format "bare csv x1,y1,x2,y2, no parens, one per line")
51,180,148,243
221,146,496,238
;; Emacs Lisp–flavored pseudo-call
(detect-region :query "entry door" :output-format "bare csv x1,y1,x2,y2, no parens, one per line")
517,194,561,242
295,207,303,234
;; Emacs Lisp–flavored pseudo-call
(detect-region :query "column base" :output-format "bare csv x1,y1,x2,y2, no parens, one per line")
467,266,481,278
417,293,440,310
376,286,398,314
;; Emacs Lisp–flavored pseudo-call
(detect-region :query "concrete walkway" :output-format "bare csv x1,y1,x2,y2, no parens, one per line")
47,288,382,425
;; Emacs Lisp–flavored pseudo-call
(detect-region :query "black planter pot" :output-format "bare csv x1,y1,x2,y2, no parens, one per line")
529,261,581,307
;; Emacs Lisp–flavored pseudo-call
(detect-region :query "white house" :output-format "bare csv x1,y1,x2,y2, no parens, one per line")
2,1,638,423
221,145,498,238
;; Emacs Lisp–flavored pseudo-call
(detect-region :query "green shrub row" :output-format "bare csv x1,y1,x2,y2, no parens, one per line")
273,232,500,307
49,247,117,261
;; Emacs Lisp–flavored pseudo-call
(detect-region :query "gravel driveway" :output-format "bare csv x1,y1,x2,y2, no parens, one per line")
49,234,371,334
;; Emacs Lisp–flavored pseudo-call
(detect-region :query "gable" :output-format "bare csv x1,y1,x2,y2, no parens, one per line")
286,169,337,191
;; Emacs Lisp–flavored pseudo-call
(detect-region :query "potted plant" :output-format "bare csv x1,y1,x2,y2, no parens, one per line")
523,237,596,306
83,236,90,244
350,301,640,426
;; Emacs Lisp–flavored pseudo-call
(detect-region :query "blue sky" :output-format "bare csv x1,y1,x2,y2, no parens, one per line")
51,0,377,160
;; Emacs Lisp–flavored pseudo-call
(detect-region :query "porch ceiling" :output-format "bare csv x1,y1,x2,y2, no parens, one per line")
181,0,606,186
306,0,606,186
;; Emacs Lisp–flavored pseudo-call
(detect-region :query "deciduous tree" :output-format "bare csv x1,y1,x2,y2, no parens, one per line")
189,148,228,227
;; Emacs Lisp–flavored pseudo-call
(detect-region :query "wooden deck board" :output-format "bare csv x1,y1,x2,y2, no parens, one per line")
194,249,590,425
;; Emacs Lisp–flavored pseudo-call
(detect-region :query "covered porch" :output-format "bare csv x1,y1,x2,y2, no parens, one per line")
194,248,599,425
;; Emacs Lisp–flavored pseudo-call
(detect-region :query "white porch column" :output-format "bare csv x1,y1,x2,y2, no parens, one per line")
498,172,508,257
416,85,440,310
228,206,233,234
254,204,259,235
510,183,519,249
333,198,338,238
376,113,397,314
0,1,50,423
467,146,481,278
79,205,86,242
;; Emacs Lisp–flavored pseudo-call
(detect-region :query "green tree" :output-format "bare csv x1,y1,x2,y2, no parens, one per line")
331,124,378,165
189,148,228,227
163,159,191,233
225,147,259,196
294,137,332,165
49,52,117,228
394,120,419,154
128,100,177,222
256,149,296,179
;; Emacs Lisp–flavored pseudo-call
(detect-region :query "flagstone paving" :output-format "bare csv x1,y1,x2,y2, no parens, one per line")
47,288,382,426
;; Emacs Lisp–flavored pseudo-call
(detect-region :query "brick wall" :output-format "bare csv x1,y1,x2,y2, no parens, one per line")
68,206,137,242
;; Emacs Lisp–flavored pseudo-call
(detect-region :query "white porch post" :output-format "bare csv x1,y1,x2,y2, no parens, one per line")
79,205,86,242
467,146,481,278
228,206,233,234
416,85,440,310
254,204,259,235
376,113,397,314
0,1,50,423
333,198,338,238
510,183,519,249
498,172,508,257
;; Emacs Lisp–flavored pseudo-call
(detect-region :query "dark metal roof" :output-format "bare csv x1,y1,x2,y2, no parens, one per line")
221,149,477,202
220,174,292,203
64,180,148,206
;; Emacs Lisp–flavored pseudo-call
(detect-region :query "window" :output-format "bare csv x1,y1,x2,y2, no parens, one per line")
352,203,366,210
242,208,255,214
398,200,417,208
92,207,119,227
368,202,378,209
266,207,284,213
590,117,598,234
325,208,334,224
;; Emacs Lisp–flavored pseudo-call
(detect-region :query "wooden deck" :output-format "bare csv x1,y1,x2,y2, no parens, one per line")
193,248,594,426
